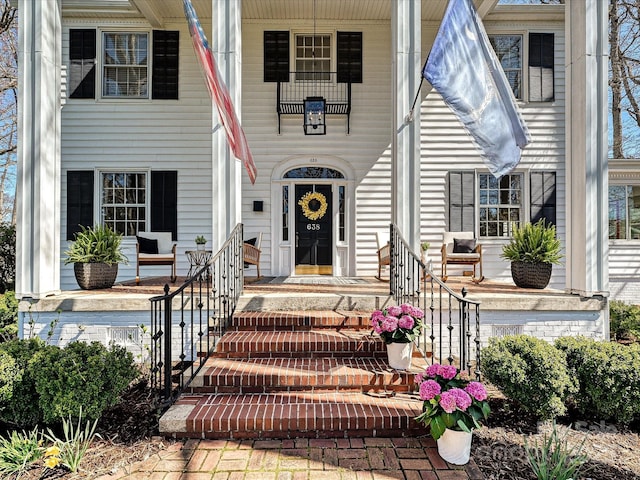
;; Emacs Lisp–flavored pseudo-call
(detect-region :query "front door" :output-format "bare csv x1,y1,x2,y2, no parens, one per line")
295,184,332,274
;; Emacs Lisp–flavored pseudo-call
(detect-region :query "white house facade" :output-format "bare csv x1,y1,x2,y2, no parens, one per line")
16,0,610,343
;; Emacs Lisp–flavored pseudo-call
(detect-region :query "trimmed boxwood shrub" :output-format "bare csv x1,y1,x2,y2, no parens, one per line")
481,335,576,419
0,350,18,403
555,336,640,424
0,338,47,427
609,300,640,343
0,339,139,427
31,341,138,423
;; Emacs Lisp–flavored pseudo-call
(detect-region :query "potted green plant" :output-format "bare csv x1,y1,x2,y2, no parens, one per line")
500,219,562,289
195,235,207,251
64,225,128,290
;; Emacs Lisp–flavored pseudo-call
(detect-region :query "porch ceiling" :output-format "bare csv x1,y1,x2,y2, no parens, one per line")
60,0,505,23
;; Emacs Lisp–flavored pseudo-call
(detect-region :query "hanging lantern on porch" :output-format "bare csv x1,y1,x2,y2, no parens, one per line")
304,96,326,135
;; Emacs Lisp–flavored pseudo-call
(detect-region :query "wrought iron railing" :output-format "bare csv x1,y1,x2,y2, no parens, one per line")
389,224,481,378
149,224,244,404
277,72,352,133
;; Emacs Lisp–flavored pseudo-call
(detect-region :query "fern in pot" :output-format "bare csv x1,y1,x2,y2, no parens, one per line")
64,225,128,289
500,219,562,289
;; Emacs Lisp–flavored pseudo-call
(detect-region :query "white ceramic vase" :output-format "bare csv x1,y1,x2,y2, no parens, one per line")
436,428,473,465
386,342,413,370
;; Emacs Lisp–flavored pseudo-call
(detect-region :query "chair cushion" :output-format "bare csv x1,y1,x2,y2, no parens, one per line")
453,238,476,253
137,236,159,254
245,237,257,246
446,253,481,262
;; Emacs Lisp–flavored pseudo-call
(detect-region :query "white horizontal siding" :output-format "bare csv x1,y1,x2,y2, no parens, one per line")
59,13,569,287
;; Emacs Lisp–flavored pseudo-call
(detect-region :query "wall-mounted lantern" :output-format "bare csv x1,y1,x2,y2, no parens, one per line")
304,96,326,135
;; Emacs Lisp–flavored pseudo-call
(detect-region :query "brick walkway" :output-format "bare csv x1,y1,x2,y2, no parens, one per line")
102,437,484,480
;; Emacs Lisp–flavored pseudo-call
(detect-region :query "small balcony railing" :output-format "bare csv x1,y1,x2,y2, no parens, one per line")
277,72,352,133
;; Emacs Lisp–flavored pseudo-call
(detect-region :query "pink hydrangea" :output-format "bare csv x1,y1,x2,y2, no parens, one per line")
387,305,402,317
449,388,472,411
398,315,415,330
465,381,488,401
419,380,441,401
410,306,425,318
381,316,398,332
438,391,457,413
400,303,413,314
440,365,458,380
425,364,441,378
414,372,426,385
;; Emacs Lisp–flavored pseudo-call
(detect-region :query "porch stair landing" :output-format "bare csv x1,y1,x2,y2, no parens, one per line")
159,310,428,439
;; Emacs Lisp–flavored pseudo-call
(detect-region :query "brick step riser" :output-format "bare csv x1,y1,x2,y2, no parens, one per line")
215,344,385,355
210,351,389,359
189,385,414,394
173,427,425,440
182,417,424,440
229,315,372,332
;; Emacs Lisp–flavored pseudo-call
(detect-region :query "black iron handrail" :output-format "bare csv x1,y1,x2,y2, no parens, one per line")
149,223,244,404
389,224,481,378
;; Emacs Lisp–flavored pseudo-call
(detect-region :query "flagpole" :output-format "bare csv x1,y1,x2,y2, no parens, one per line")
407,57,429,122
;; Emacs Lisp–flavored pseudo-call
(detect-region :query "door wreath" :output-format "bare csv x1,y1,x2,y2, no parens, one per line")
298,191,328,221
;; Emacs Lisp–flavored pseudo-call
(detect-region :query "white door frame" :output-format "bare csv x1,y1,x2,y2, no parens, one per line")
271,156,356,277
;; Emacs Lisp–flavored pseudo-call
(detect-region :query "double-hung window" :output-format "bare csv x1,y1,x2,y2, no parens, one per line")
295,34,331,81
101,172,147,236
609,185,640,240
102,32,149,98
489,34,523,100
479,173,523,237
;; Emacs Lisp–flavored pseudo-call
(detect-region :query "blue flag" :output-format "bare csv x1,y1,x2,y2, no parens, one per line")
423,0,531,178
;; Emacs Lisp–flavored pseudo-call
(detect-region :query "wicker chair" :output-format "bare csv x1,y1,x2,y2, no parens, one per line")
376,232,391,280
243,232,262,279
136,231,177,284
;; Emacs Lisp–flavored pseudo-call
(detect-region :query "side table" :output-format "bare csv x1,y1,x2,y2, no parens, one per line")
185,250,213,278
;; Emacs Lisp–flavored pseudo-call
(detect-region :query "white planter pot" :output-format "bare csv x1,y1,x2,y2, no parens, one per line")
386,342,413,370
436,428,473,465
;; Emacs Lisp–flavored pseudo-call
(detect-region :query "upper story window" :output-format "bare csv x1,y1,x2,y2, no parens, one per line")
295,34,331,81
609,185,640,240
69,29,179,100
489,35,523,100
264,31,362,84
103,33,149,98
488,32,555,102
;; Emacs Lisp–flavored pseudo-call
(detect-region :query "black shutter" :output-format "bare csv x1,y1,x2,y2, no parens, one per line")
529,33,554,102
264,31,289,82
447,171,475,232
150,171,178,241
337,32,362,83
530,171,556,225
69,29,96,99
66,171,94,240
152,30,179,100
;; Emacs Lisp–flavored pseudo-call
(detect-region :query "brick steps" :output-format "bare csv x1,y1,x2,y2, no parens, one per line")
162,391,425,440
160,310,428,439
212,330,386,358
188,357,426,393
230,310,371,331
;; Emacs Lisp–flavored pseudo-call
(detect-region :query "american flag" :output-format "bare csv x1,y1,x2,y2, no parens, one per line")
183,0,257,184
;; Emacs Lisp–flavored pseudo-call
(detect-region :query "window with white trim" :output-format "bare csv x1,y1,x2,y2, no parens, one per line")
479,173,523,237
295,34,331,81
101,172,147,236
609,185,640,240
489,34,523,100
102,32,149,98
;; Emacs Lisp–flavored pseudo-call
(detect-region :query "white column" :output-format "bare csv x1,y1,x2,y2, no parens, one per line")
16,0,62,299
565,0,608,297
211,0,242,250
392,0,421,251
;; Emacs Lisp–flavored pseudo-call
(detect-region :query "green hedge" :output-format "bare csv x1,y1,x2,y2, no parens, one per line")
555,336,640,424
609,300,640,343
0,339,139,427
481,335,576,419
